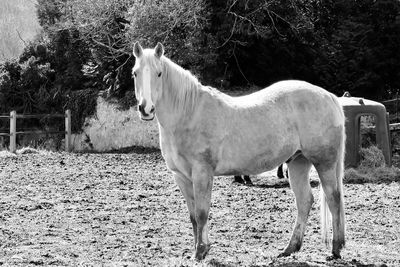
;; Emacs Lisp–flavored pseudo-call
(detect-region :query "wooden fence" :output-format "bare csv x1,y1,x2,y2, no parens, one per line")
382,93,400,123
0,110,71,153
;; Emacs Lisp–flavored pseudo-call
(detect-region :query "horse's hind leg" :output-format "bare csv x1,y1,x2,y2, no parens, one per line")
315,164,345,259
279,155,313,257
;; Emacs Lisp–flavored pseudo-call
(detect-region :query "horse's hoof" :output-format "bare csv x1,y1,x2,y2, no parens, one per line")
326,253,341,261
194,243,211,261
233,176,245,184
277,251,291,258
244,180,253,186
278,243,301,258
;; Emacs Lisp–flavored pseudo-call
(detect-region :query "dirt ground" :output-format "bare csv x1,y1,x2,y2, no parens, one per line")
1,148,399,266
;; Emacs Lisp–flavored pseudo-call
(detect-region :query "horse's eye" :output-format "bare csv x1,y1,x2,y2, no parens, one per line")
158,72,162,77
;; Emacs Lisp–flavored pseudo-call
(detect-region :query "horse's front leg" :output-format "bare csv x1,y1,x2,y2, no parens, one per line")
192,164,214,261
174,172,197,247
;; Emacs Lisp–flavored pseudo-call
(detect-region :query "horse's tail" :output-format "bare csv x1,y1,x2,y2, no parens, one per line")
320,186,330,246
321,94,346,247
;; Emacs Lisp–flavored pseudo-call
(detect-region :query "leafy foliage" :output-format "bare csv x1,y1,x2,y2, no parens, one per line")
66,89,99,133
127,0,216,76
67,0,135,98
1,1,97,134
322,0,400,99
1,0,400,135
205,0,318,86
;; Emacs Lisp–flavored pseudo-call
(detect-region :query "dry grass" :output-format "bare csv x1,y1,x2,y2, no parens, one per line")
344,146,400,184
72,97,159,151
0,150,16,158
16,147,39,154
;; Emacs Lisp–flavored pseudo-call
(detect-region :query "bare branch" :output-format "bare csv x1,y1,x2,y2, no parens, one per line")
16,30,27,46
266,9,284,37
227,0,238,14
217,16,238,48
115,54,133,72
232,42,250,84
91,38,129,55
270,10,295,30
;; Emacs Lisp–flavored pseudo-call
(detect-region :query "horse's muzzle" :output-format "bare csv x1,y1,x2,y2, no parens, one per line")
138,103,155,120
141,115,154,121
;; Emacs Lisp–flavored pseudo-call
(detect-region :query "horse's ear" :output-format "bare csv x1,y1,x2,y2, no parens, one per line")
154,42,164,58
133,42,143,58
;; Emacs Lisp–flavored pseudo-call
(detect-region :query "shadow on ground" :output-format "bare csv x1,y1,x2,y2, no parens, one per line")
208,258,387,267
250,179,320,189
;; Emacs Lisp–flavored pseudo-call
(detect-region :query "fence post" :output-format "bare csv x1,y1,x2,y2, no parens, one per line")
396,92,399,122
65,109,71,152
9,110,16,153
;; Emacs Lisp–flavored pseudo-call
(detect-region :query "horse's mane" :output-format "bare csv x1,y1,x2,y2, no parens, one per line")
161,56,202,114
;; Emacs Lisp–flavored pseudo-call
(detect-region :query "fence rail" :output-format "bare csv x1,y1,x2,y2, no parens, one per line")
390,123,400,131
382,94,400,123
16,114,67,119
0,110,71,153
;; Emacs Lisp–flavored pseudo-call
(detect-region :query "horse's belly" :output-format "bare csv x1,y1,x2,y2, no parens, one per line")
214,158,278,176
214,143,296,176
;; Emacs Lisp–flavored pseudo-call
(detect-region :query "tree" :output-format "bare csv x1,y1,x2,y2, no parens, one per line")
67,0,135,98
126,0,216,78
320,0,400,99
36,0,68,29
205,0,319,87
2,0,400,136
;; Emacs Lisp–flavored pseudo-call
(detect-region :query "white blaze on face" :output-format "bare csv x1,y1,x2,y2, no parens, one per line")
142,65,154,114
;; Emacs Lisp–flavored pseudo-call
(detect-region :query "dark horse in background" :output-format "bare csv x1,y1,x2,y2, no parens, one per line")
234,164,287,184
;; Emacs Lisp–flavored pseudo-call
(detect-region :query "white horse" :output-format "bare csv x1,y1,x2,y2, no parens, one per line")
132,42,346,261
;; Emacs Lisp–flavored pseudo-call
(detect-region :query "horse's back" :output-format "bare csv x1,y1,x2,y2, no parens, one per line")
211,80,345,174
252,80,344,129
228,80,344,132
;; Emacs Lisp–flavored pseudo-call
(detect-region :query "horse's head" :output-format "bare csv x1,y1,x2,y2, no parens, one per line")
132,42,164,121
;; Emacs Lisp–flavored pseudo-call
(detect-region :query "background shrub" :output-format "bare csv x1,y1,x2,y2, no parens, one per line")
1,0,400,136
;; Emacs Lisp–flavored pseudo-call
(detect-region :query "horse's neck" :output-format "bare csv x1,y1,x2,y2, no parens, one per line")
156,60,201,129
155,100,182,129
156,89,199,129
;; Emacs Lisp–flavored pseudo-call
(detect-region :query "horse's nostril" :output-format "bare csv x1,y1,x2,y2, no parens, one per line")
150,106,155,113
138,104,144,114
